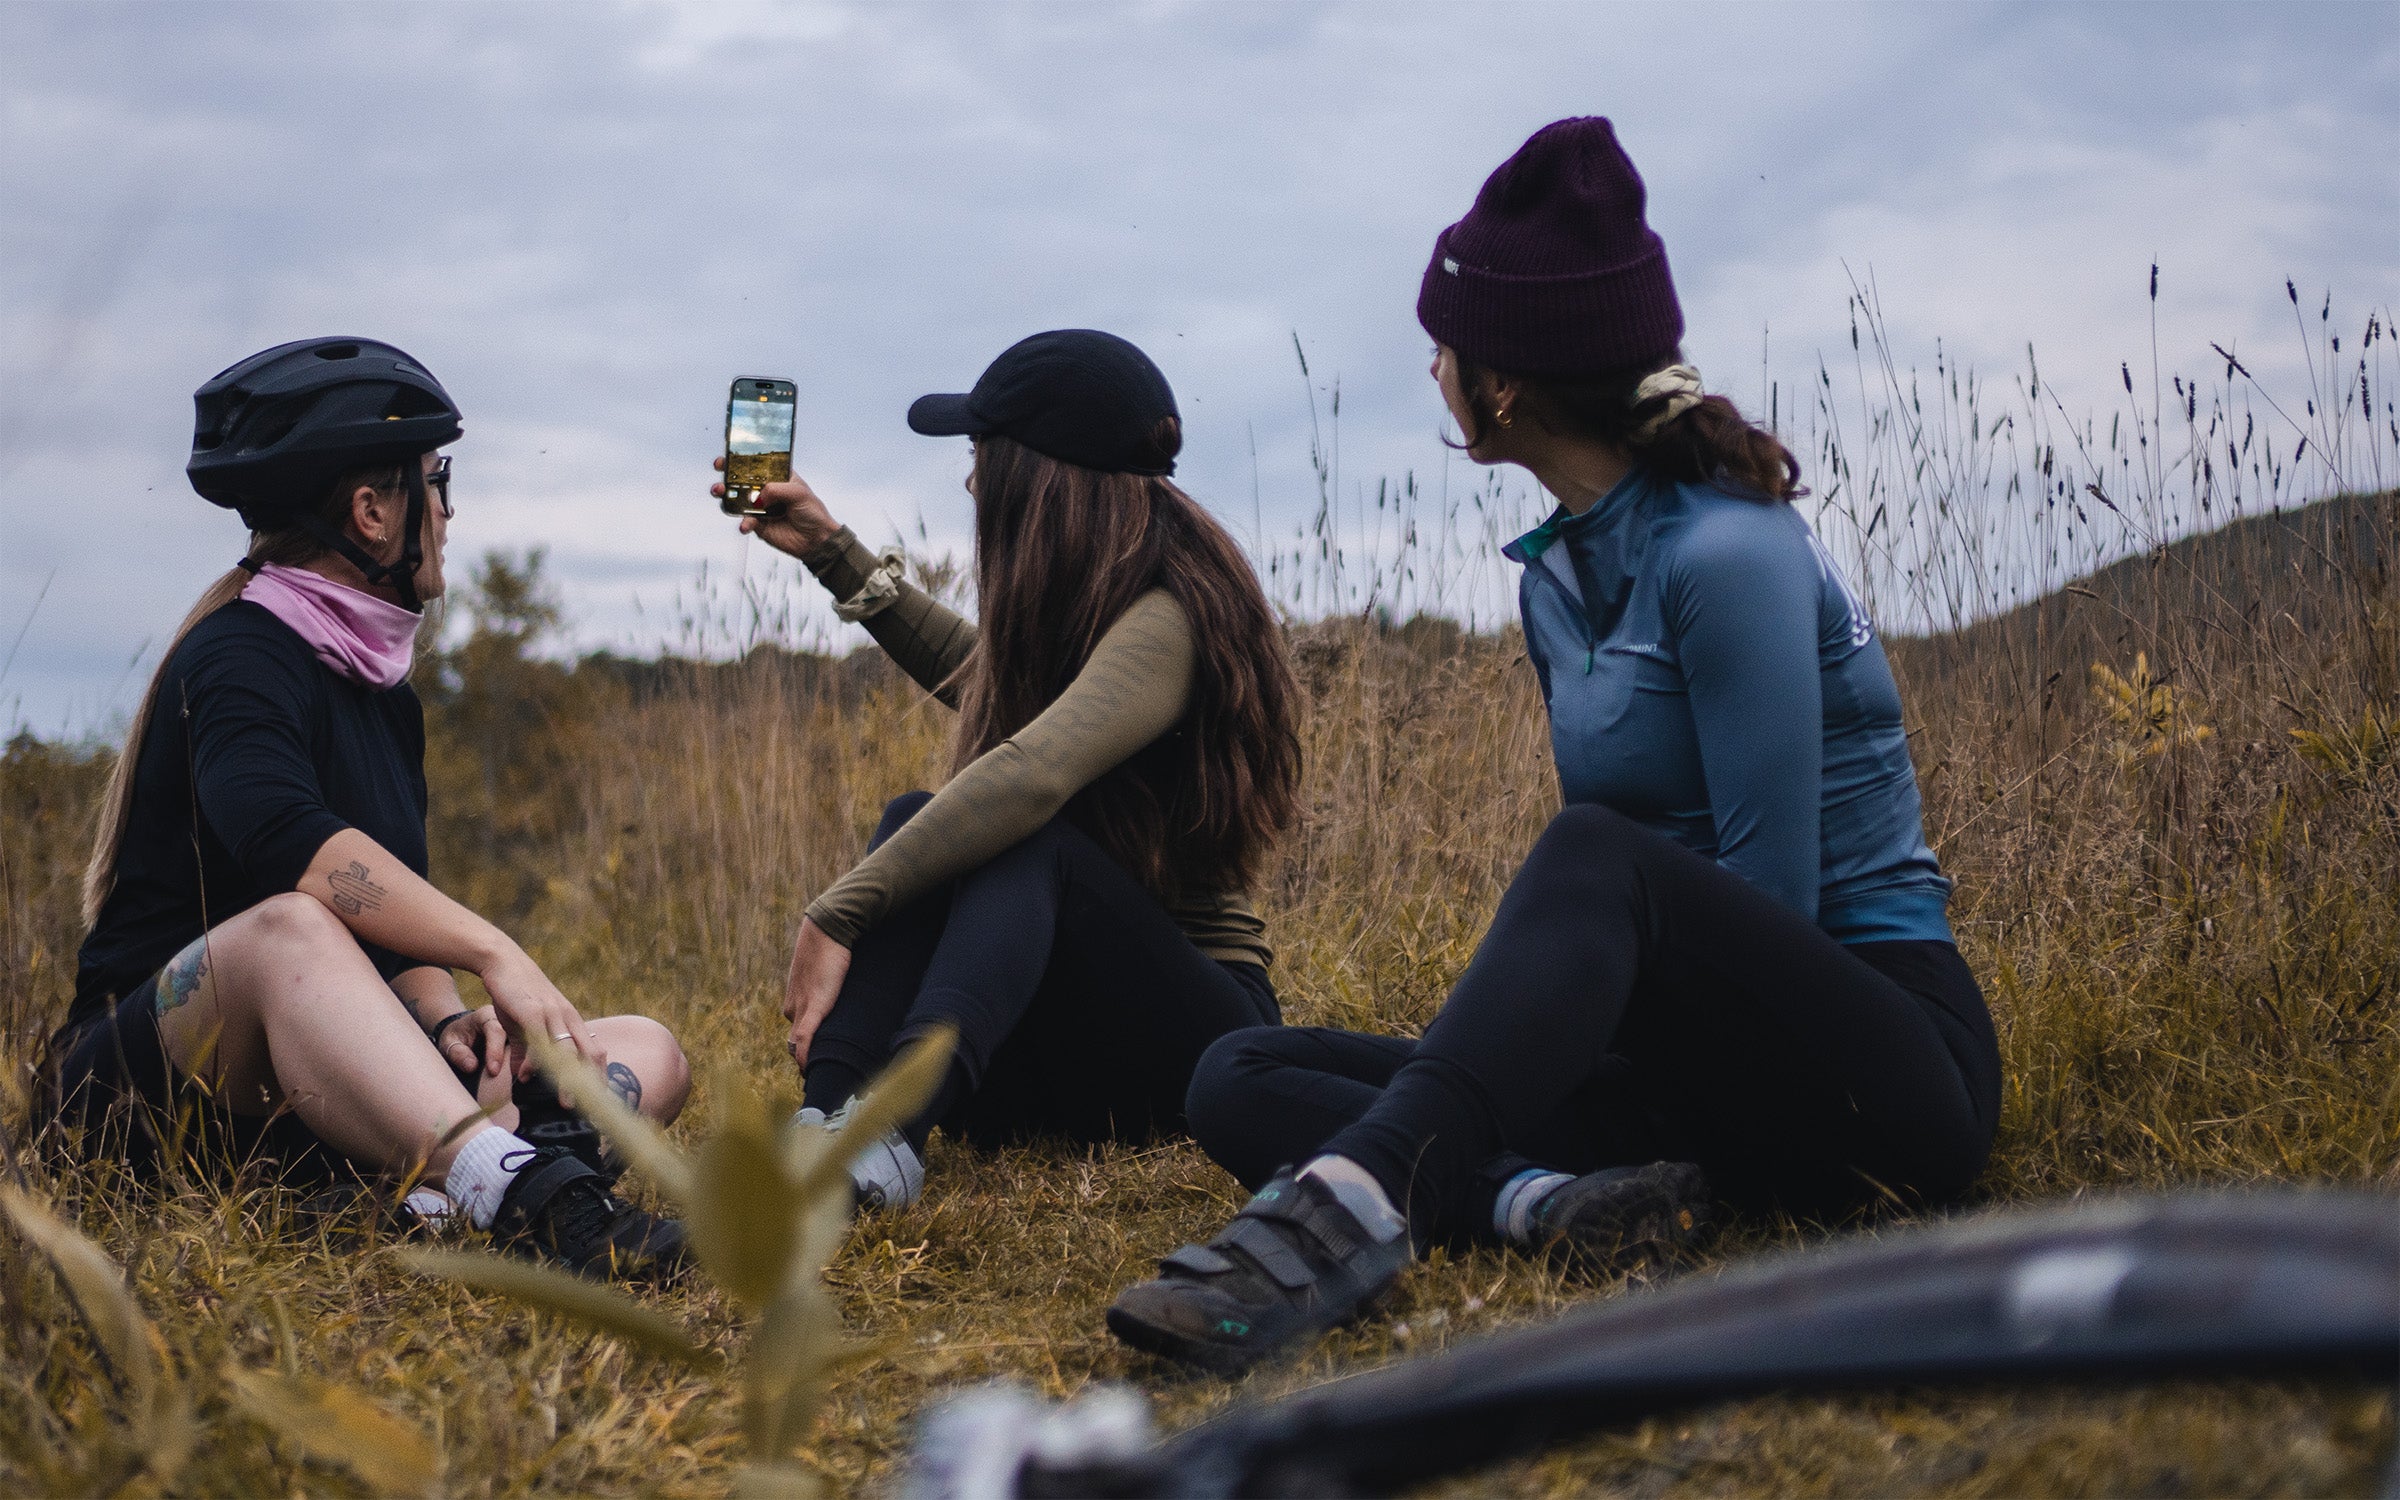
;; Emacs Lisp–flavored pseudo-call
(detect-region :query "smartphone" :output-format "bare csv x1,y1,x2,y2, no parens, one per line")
722,377,797,515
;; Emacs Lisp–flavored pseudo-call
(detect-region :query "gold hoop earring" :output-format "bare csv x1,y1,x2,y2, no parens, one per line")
1495,405,1513,430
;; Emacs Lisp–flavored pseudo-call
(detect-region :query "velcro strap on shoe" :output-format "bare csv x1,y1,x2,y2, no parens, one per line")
493,1153,595,1238
1245,1179,1365,1263
1159,1242,1235,1278
1299,1204,1360,1263
1220,1215,1317,1292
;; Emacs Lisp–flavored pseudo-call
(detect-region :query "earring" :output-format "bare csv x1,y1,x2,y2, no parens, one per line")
1495,405,1513,429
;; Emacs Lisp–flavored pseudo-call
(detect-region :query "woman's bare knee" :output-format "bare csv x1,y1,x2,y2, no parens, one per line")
206,892,360,993
178,891,343,985
588,1015,690,1123
244,889,350,947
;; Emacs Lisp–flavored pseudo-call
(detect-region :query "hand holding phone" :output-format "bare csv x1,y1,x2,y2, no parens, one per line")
713,457,840,559
721,377,796,515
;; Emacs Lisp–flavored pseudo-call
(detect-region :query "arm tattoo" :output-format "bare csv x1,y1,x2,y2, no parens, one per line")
155,939,211,1014
605,1062,643,1112
326,859,387,917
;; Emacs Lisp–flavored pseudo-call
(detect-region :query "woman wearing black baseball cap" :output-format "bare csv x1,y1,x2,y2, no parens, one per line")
1110,119,2001,1376
718,329,1299,1210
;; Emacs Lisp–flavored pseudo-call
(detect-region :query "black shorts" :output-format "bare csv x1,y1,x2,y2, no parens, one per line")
45,978,346,1187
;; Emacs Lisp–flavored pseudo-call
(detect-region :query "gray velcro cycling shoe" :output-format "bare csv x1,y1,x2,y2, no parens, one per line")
794,1098,925,1211
1106,1167,1411,1377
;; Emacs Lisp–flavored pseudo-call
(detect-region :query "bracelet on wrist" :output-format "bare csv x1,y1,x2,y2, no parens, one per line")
427,1010,473,1049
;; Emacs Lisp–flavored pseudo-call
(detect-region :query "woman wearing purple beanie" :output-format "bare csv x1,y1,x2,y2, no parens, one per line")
1108,118,2002,1375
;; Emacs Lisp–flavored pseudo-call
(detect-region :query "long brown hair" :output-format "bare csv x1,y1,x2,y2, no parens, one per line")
1455,348,1805,502
80,462,410,925
952,430,1300,898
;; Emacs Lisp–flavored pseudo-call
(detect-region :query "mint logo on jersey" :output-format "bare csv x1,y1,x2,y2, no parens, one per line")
1806,531,1876,647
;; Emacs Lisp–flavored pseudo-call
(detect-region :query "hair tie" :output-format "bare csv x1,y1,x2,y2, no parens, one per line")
1630,364,1705,441
236,555,263,574
833,549,909,623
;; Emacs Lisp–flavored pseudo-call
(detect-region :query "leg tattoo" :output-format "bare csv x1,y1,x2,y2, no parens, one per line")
154,938,212,1014
605,1061,643,1112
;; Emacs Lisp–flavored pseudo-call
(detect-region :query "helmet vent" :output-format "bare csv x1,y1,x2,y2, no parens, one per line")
240,392,319,450
383,386,447,419
313,342,361,361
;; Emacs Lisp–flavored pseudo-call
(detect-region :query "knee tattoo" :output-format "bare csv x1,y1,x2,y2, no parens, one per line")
605,1061,643,1112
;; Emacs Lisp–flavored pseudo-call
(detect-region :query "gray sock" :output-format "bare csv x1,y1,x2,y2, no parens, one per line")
1494,1167,1574,1244
1297,1154,1407,1244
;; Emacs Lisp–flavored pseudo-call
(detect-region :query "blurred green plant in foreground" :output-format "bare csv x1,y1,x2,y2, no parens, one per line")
405,1029,954,1499
0,1029,951,1499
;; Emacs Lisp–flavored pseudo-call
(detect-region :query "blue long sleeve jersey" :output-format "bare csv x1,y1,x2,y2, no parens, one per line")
1505,467,1952,945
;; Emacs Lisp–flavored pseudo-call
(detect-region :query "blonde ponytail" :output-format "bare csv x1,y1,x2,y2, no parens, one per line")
80,566,252,924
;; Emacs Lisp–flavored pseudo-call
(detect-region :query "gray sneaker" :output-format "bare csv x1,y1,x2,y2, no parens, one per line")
793,1099,925,1211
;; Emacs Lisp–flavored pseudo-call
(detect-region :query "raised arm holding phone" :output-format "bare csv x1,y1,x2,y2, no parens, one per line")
718,331,1300,1214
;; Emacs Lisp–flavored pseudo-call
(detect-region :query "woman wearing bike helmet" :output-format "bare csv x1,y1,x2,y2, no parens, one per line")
1108,119,2003,1374
46,337,690,1278
717,330,1299,1213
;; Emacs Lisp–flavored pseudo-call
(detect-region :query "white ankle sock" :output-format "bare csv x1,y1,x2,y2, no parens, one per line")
1298,1154,1406,1244
1494,1168,1575,1244
402,1187,457,1224
444,1126,538,1230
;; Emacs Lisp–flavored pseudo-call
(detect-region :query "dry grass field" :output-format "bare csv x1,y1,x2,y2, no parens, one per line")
2,294,2394,1496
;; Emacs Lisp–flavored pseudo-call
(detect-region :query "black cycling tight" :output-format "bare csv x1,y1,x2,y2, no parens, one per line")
1187,803,2001,1243
806,793,1278,1151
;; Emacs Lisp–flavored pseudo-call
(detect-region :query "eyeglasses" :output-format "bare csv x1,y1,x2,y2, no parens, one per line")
426,455,453,518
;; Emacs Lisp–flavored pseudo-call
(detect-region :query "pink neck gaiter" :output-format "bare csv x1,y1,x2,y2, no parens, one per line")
241,563,421,689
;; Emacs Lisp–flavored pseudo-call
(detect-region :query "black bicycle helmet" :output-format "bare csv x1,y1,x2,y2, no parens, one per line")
187,337,461,610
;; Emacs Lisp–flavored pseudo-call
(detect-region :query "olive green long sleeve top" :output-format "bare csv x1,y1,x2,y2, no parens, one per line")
799,528,1271,969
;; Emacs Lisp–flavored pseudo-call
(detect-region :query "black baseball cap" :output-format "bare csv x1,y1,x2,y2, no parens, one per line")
907,329,1180,476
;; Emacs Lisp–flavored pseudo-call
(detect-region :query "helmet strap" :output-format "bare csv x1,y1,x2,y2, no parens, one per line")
295,464,429,613
390,464,429,613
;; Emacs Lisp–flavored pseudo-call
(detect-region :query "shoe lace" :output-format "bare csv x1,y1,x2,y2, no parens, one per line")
542,1173,623,1252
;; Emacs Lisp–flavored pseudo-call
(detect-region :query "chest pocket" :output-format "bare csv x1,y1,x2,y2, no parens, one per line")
1605,641,1684,692
1547,640,1680,754
1532,544,1681,723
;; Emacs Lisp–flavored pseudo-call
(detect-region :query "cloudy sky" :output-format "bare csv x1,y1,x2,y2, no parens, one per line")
3,0,2394,735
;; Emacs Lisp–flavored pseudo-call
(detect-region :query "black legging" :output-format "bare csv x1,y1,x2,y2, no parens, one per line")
804,792,1280,1150
1187,803,2000,1243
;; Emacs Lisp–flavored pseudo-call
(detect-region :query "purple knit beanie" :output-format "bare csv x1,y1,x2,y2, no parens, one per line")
1417,117,1684,377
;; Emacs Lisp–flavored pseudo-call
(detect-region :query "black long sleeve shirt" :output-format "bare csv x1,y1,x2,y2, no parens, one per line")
67,600,432,1029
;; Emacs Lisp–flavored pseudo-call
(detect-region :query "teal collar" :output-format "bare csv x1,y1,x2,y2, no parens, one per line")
1504,467,1649,564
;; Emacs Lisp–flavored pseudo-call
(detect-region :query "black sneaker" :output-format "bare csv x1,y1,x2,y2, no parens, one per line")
1106,1168,1411,1377
490,1145,687,1280
512,1071,621,1185
1529,1160,1713,1274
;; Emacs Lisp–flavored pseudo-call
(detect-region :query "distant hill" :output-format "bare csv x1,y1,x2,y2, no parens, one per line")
1890,489,2396,696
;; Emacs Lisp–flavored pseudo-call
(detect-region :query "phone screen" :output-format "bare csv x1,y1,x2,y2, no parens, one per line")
724,377,796,513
